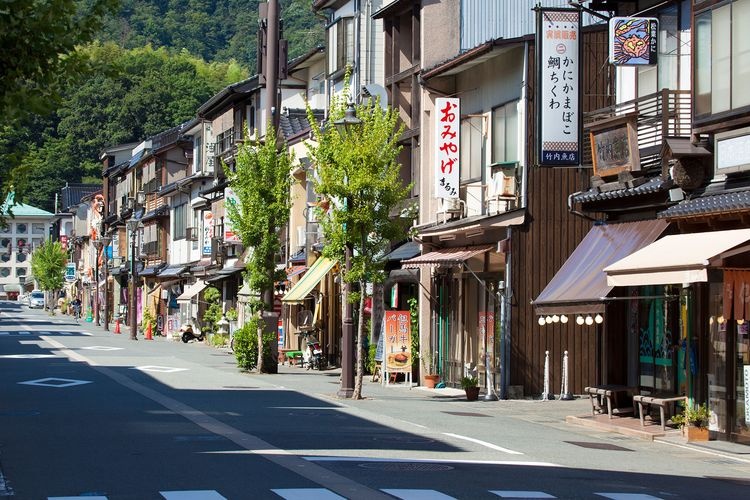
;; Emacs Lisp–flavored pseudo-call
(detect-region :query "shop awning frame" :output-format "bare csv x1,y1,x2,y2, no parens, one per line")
281,257,337,304
533,219,669,315
177,279,208,302
604,228,750,287
402,245,493,269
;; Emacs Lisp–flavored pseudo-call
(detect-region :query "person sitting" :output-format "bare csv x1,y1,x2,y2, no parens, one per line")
71,298,82,321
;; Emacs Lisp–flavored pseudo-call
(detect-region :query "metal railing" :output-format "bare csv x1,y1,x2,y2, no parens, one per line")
582,89,692,172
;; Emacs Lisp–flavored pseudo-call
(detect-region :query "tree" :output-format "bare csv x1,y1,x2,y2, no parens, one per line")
30,241,67,310
226,125,293,373
0,0,118,210
306,90,414,399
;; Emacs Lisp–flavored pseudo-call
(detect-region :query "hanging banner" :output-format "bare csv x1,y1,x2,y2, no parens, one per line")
609,17,658,66
384,310,412,373
223,186,242,243
202,211,214,255
434,97,460,198
537,8,580,166
479,311,495,370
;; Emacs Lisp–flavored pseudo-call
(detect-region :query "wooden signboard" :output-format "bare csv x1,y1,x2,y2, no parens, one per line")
588,114,640,178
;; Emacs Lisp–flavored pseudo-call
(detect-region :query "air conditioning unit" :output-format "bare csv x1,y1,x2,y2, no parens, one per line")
489,170,516,199
438,197,464,214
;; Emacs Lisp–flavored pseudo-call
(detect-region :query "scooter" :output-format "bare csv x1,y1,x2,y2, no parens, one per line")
302,332,324,370
180,323,204,343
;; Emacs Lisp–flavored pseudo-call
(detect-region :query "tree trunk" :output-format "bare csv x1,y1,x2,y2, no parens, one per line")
353,280,366,399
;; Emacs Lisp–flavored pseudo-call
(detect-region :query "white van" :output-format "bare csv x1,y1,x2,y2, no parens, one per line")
29,290,45,309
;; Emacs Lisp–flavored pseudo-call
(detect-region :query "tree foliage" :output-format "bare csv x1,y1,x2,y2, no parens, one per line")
226,125,293,372
306,88,414,399
30,241,67,294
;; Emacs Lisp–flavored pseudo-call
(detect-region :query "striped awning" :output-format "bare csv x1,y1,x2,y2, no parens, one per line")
402,245,493,269
281,257,337,304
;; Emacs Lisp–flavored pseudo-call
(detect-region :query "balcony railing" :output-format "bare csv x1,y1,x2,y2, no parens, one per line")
583,89,692,172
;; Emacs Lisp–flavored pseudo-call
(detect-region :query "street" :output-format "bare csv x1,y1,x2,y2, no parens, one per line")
1,301,749,499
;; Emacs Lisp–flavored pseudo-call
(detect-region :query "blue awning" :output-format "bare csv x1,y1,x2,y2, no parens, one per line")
157,265,187,278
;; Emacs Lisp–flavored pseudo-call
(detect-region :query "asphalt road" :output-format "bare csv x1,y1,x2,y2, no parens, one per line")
1,301,749,499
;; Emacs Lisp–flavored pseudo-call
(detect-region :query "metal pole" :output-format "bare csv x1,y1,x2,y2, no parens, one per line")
338,243,354,398
94,244,100,326
130,229,138,340
265,0,279,133
103,246,109,331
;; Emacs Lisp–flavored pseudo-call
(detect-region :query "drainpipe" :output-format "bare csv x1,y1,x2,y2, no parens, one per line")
500,225,512,399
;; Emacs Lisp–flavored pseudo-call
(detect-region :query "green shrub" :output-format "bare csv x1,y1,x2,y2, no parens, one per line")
201,287,223,334
142,307,156,334
367,343,378,375
233,316,277,372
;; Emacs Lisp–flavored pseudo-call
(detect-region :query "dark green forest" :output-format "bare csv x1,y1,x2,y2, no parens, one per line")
1,0,323,213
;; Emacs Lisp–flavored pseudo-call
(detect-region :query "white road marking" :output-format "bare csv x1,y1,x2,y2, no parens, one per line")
160,491,226,499
41,336,97,364
132,365,188,373
271,489,347,499
491,491,557,498
595,495,663,500
82,346,124,351
19,377,92,388
49,497,108,500
303,456,558,467
442,432,523,455
381,489,456,499
0,353,57,359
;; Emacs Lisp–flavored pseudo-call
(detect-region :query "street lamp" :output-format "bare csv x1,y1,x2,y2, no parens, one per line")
96,236,111,330
333,101,362,399
126,219,142,340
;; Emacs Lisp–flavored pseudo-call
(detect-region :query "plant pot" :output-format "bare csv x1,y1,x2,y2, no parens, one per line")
683,425,709,442
423,374,440,389
465,386,480,401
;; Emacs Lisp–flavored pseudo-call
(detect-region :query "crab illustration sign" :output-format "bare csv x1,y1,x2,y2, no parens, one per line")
609,17,658,66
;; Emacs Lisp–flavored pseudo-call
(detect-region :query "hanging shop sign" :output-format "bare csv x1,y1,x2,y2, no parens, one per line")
609,17,658,66
537,7,580,166
434,97,460,198
384,310,412,373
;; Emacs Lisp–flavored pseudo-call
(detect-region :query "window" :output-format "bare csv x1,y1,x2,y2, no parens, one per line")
194,135,202,173
17,252,26,263
695,0,750,117
0,253,9,263
492,101,519,164
0,238,9,249
15,223,27,234
328,17,354,74
460,116,482,182
173,203,187,240
0,267,9,277
16,267,26,277
16,238,26,251
0,223,8,234
32,223,45,234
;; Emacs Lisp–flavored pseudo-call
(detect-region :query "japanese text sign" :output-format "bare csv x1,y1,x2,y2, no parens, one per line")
537,8,580,166
434,97,460,198
609,17,658,66
384,310,412,373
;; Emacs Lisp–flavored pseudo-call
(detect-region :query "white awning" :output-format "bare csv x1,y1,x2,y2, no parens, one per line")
177,279,208,302
604,228,750,287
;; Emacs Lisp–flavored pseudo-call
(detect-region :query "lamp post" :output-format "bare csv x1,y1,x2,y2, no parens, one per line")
126,219,141,340
93,239,100,326
99,236,111,330
333,101,361,399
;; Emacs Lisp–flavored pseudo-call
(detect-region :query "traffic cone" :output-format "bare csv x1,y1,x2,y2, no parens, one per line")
114,318,121,334
145,322,153,340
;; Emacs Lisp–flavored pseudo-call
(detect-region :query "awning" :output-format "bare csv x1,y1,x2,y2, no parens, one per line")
286,265,307,279
177,279,208,302
281,257,337,304
605,228,750,287
402,245,493,269
383,241,421,262
533,219,669,315
158,265,188,278
139,264,165,277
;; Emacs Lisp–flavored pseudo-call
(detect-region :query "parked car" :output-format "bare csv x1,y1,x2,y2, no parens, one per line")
28,291,45,309
17,293,28,305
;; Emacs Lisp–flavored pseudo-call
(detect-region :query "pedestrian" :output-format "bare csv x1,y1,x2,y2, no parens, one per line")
71,297,82,322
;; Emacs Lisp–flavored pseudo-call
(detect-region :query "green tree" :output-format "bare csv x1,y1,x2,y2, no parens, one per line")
201,286,223,335
306,89,414,399
0,0,118,217
226,125,293,373
30,241,67,310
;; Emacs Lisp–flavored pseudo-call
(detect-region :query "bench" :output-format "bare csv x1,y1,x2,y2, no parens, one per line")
585,385,636,419
281,350,303,366
633,394,686,431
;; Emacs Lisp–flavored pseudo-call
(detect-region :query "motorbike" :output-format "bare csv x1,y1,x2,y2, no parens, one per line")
180,323,205,343
302,331,324,370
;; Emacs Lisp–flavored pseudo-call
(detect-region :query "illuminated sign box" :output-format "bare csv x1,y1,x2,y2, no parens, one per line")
715,127,750,176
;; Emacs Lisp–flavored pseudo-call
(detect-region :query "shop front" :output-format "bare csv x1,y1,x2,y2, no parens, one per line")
605,228,750,444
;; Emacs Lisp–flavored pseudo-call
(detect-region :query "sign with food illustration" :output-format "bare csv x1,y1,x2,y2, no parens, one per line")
384,310,412,373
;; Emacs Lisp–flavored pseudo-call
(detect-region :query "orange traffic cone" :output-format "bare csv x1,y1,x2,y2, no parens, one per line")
145,322,153,340
114,318,121,334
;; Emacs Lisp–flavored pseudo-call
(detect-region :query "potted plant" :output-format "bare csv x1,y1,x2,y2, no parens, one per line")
461,375,480,401
421,350,440,389
671,403,710,441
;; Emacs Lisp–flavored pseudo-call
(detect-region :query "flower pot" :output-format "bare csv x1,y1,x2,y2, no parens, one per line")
465,386,480,401
423,374,440,389
683,425,709,442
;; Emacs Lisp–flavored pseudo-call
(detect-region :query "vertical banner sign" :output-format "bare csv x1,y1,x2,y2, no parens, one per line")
202,211,214,255
434,97,460,198
384,310,412,373
479,311,495,370
537,8,580,166
223,187,242,243
609,17,658,66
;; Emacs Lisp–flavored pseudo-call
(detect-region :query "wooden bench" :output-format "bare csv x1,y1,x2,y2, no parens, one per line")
633,394,686,431
585,385,636,419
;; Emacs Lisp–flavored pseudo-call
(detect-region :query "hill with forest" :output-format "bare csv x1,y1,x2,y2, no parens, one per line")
3,0,324,213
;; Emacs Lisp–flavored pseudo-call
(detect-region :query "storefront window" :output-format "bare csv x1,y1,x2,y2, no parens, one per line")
633,285,679,392
708,282,727,433
735,322,750,439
